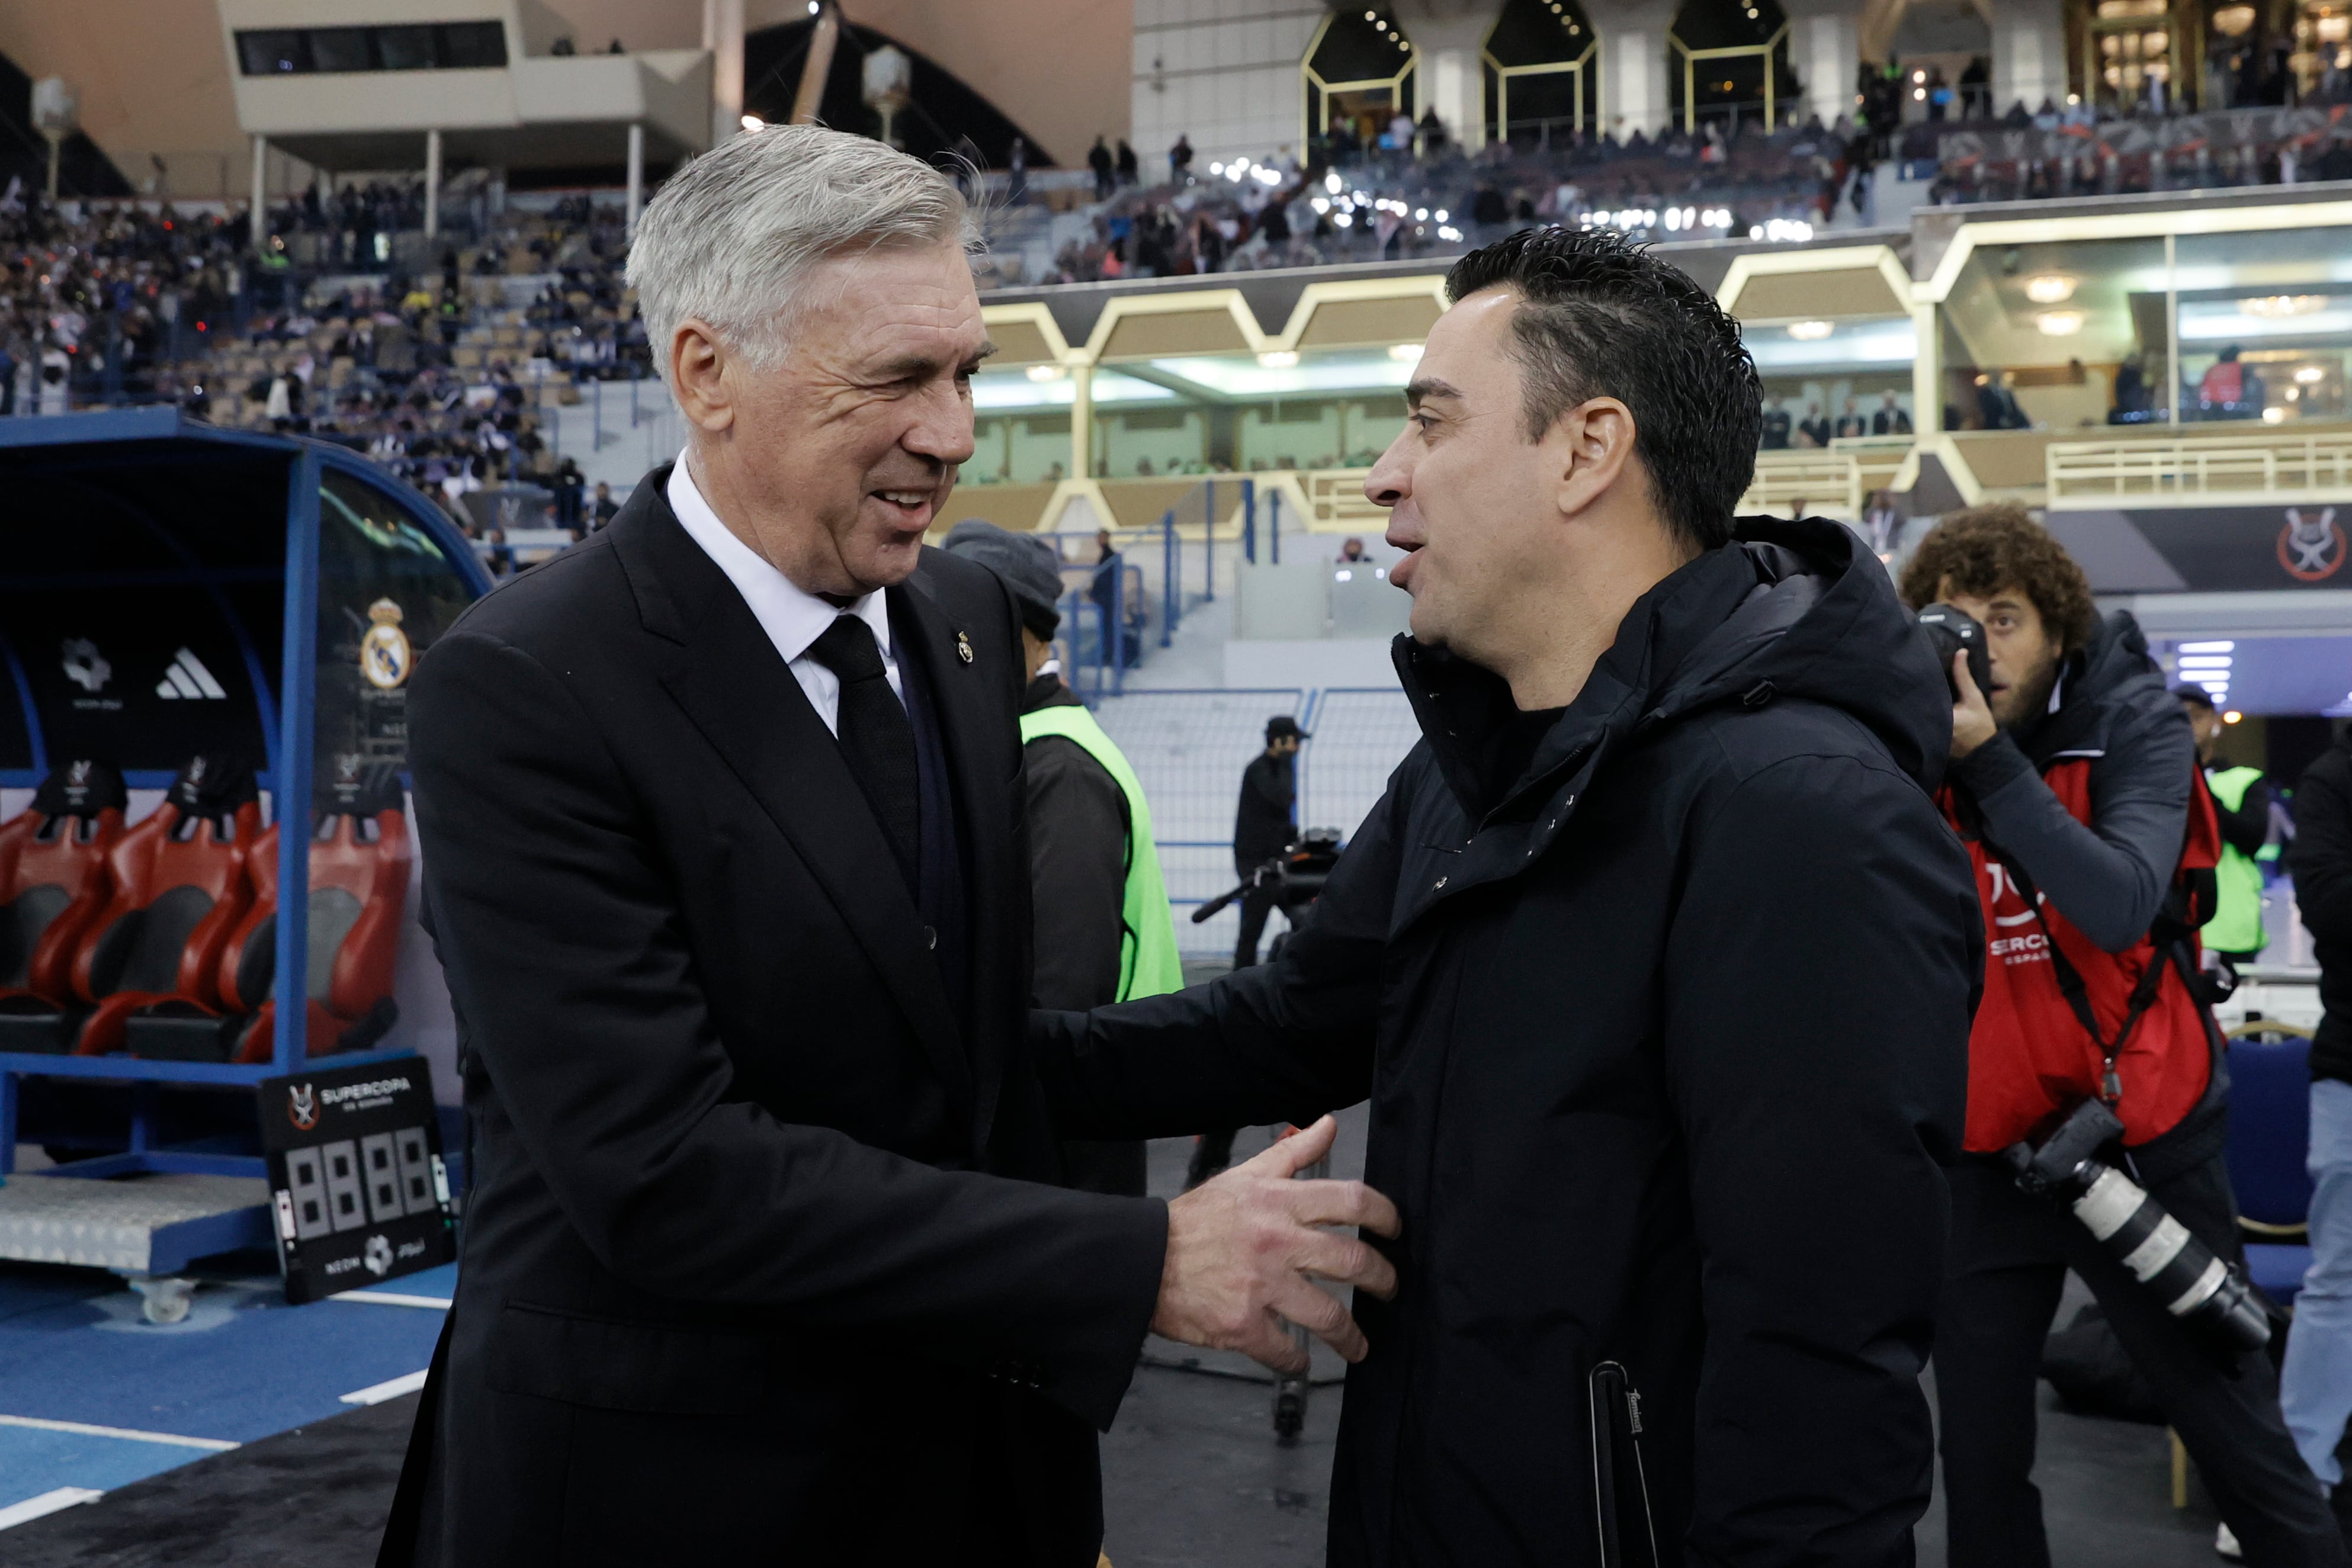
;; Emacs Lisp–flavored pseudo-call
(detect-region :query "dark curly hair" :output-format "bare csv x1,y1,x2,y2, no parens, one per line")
1445,226,1760,554
1898,504,2098,653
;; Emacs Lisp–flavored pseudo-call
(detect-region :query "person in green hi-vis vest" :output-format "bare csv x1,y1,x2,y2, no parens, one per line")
942,521,1183,1198
2177,687,2275,963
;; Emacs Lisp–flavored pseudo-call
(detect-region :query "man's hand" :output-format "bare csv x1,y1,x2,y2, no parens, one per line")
1151,1114,1401,1374
1950,650,1997,760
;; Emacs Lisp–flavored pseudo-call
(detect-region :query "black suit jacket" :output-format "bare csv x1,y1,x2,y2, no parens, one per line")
395,470,1167,1566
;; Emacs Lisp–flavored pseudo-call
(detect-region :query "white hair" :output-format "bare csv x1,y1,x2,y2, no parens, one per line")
627,124,978,386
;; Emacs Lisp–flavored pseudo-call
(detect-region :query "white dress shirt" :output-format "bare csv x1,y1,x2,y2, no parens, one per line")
666,454,902,737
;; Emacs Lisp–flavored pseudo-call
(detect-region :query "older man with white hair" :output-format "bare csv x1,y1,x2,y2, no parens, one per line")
381,126,1397,1566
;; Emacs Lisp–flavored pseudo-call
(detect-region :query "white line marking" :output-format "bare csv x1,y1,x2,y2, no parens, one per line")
0,1415,238,1451
0,1487,104,1531
339,1370,428,1406
331,1290,451,1310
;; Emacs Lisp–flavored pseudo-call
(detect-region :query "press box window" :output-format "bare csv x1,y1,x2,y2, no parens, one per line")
233,22,508,75
237,30,308,75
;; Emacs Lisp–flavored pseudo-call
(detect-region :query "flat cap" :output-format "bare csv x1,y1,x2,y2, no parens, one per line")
941,519,1064,626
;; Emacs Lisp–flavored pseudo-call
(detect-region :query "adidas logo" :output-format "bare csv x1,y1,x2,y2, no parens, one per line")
156,648,228,701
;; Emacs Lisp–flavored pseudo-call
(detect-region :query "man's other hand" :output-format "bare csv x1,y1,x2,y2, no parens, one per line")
1150,1114,1401,1374
1950,650,1997,759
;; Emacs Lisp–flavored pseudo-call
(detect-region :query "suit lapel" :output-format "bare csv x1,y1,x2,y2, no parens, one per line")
607,480,976,1117
896,569,1020,1153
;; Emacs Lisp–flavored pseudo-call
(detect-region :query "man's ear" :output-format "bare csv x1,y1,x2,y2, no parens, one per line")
670,319,734,436
1549,397,1637,518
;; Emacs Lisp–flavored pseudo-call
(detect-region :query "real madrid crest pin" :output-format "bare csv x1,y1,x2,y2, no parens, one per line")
360,599,412,690
956,631,974,665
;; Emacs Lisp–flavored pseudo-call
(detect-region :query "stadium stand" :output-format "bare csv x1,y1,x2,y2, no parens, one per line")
5,4,2352,1563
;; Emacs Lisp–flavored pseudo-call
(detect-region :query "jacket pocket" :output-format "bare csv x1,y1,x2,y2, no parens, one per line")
485,1301,770,1415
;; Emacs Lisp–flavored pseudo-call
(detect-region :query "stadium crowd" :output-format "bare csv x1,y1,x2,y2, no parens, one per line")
0,184,651,532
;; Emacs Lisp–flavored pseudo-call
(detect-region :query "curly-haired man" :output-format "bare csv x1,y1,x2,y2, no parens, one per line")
1902,504,2345,1567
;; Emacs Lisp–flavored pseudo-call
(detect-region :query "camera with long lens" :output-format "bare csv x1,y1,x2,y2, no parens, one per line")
1917,602,1993,701
2005,1099,2271,1363
1190,828,1344,924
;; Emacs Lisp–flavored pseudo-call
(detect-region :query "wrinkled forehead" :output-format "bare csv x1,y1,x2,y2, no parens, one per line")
791,243,989,365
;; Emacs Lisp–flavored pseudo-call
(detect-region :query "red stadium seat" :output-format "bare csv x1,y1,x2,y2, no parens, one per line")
124,766,409,1063
0,761,130,1053
63,756,261,1058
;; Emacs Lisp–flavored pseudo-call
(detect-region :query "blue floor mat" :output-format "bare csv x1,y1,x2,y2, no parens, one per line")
0,1425,214,1501
0,1258,450,1512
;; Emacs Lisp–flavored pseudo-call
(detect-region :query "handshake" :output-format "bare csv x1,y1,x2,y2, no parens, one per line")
1149,1114,1402,1374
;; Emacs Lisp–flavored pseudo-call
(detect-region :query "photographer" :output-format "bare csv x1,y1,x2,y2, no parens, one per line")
1188,716,1315,1188
1232,715,1307,970
1903,506,2344,1567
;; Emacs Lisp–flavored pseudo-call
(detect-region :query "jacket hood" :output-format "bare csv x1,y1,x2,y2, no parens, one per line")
1641,515,1954,791
1397,516,1953,825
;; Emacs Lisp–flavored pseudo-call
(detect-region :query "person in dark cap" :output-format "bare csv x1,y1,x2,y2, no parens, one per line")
941,521,1183,1196
1186,712,1313,1188
1233,714,1308,968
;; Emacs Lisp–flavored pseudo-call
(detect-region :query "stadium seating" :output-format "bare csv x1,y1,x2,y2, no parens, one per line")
0,760,130,1052
123,766,409,1063
55,756,262,1058
2225,1021,2319,1306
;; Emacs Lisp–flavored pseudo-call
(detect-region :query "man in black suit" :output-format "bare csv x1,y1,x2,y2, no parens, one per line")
386,124,1397,1567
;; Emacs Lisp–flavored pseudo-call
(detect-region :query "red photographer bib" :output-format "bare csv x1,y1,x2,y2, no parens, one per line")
1942,760,2221,1152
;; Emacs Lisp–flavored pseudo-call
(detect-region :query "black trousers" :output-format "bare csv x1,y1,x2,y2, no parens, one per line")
1233,883,1280,969
1232,860,1312,971
1938,1154,2346,1568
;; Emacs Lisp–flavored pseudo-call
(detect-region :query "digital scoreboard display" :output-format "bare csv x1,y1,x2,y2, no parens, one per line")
258,1057,455,1303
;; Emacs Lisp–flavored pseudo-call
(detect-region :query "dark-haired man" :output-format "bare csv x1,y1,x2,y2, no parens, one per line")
1032,227,1982,1563
1899,505,2343,1568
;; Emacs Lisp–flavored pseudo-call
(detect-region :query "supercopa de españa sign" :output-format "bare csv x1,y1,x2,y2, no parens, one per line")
258,1056,454,1304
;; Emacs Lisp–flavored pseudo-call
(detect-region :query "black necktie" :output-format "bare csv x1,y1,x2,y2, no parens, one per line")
807,613,920,892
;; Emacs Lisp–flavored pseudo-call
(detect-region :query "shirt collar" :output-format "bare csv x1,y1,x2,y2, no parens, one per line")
666,451,891,666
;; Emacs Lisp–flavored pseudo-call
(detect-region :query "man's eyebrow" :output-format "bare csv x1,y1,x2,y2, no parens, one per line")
1404,377,1462,408
870,340,997,381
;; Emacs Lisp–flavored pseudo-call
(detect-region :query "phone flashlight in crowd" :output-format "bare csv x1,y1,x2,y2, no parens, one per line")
2006,1099,2271,1363
1915,602,1992,701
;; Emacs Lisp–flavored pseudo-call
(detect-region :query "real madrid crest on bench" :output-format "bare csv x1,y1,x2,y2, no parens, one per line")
361,597,413,690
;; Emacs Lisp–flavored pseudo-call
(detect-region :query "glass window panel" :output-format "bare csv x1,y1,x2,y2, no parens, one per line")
374,25,435,70
236,30,310,75
1744,311,1918,448
1942,236,2170,430
315,468,474,780
1089,349,1418,477
968,367,1073,486
2174,225,2352,425
306,26,374,73
437,22,509,69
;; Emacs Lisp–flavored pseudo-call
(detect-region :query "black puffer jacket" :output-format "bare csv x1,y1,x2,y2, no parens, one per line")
1037,518,1982,1567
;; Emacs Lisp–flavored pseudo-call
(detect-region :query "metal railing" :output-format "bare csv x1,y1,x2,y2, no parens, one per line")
1304,468,1384,533
1740,452,1863,516
2047,433,2352,505
1088,687,1310,957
